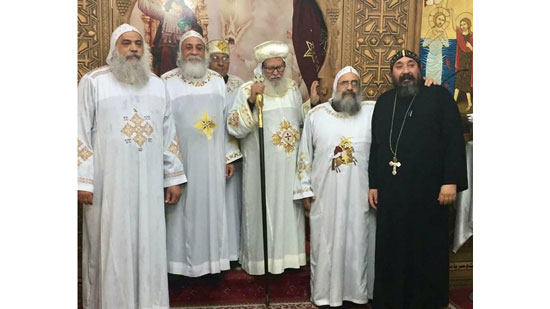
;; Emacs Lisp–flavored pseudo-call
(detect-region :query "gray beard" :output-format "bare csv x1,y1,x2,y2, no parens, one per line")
110,49,151,86
331,91,362,116
177,55,209,79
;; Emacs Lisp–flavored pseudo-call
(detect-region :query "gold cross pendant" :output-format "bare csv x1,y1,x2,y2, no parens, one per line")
389,157,401,176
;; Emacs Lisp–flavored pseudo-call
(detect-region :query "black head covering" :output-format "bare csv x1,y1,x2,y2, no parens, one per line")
390,49,420,71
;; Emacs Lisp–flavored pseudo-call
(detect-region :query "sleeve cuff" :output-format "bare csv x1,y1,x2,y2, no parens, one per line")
77,179,94,193
164,171,187,188
226,151,243,164
293,187,314,200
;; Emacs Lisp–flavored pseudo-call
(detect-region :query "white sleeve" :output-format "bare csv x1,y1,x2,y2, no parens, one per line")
293,112,314,200
162,83,187,187
227,85,257,139
77,75,96,193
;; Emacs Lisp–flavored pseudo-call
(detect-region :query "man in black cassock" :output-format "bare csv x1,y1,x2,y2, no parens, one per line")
368,49,468,309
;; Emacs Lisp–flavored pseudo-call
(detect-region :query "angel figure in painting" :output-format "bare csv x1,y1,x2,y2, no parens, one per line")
219,0,252,50
453,12,473,111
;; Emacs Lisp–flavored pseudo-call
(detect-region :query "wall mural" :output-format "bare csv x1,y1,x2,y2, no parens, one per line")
79,0,471,103
78,0,424,101
420,0,473,113
128,0,310,100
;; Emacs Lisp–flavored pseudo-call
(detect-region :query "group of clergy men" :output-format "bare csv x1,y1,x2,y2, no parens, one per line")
77,24,467,309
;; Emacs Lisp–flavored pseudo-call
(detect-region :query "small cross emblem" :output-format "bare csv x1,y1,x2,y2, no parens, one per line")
253,74,264,83
389,157,401,176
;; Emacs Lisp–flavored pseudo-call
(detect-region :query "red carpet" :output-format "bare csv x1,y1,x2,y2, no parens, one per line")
169,267,311,307
169,266,471,308
449,287,473,309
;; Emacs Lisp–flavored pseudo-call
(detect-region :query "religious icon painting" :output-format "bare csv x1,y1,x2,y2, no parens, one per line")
193,111,216,140
121,109,154,151
331,137,357,173
420,1,473,114
272,120,299,154
130,0,204,77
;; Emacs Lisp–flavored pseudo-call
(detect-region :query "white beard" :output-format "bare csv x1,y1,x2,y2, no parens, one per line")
177,55,209,79
110,48,152,86
263,69,290,97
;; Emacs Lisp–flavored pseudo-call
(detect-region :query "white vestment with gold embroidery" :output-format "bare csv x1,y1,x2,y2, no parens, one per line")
293,101,376,306
162,68,242,277
78,66,187,309
227,79,309,275
225,74,245,261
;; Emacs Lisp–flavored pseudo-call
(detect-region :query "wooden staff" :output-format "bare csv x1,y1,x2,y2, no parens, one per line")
253,73,270,306
257,93,271,306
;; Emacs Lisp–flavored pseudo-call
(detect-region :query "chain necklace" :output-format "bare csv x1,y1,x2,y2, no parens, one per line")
388,93,416,175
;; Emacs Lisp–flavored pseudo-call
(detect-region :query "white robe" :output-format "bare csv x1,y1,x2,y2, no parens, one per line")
162,68,242,277
423,31,449,84
293,101,376,306
224,74,245,261
78,66,187,309
227,79,309,275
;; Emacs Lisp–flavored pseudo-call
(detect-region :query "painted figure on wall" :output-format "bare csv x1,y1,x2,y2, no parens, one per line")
454,13,473,111
131,0,309,99
420,1,473,114
219,0,253,50
138,0,202,76
422,7,450,84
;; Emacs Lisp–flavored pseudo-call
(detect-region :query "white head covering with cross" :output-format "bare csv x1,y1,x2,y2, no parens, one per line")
331,66,360,101
106,23,142,65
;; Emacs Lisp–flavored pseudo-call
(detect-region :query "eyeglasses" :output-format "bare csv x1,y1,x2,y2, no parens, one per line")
338,80,359,88
210,55,230,63
263,65,286,73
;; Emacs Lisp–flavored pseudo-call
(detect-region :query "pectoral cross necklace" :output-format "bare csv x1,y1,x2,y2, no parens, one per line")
388,93,416,175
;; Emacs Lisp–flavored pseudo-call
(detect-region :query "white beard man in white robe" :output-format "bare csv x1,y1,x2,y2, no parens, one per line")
78,23,187,309
207,39,246,266
293,66,377,307
162,30,242,279
227,41,311,275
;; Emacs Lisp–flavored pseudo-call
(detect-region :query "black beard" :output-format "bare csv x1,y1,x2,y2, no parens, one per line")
392,73,421,98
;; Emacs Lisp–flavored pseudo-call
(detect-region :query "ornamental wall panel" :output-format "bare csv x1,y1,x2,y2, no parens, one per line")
78,0,138,81
77,0,102,80
317,0,421,101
